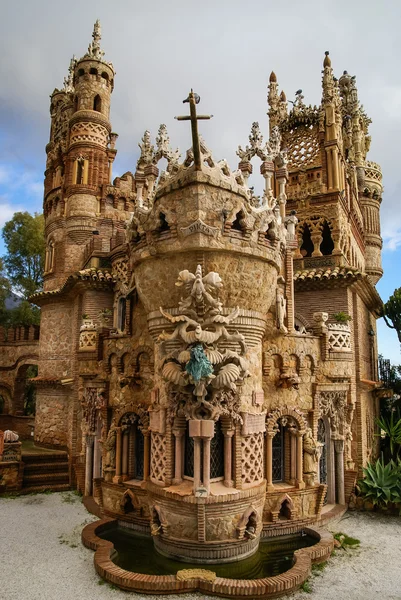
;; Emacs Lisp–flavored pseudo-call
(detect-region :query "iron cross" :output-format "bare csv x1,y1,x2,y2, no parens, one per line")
175,90,213,170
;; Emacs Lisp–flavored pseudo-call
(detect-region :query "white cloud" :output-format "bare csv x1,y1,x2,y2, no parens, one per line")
0,202,23,228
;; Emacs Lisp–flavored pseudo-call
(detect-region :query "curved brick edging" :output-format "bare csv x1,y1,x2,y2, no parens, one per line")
82,519,333,598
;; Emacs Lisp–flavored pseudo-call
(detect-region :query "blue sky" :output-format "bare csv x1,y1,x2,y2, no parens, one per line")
0,0,400,364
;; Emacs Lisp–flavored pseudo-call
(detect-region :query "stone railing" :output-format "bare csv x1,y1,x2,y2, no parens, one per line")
365,160,382,184
327,323,351,352
0,325,40,343
79,319,98,351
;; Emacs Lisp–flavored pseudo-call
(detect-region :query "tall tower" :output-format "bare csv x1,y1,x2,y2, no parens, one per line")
43,21,117,291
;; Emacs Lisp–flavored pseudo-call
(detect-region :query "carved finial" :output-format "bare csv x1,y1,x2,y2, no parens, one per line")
280,90,287,102
87,19,105,60
269,71,277,83
323,51,331,68
63,55,76,93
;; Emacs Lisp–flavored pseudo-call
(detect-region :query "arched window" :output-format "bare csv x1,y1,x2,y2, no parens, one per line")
45,240,55,273
320,222,334,255
101,72,109,81
184,423,194,478
300,224,314,257
117,297,126,331
93,94,102,112
78,68,85,77
73,96,78,112
120,415,145,481
158,212,170,233
90,67,98,75
210,420,224,479
76,158,84,184
272,424,285,482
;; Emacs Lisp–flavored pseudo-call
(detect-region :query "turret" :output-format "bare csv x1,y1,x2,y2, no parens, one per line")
43,21,118,289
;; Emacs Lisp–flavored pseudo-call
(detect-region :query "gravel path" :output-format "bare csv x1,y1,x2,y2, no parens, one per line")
1,492,401,600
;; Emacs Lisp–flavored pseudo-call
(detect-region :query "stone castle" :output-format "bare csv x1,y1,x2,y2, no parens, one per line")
0,20,386,567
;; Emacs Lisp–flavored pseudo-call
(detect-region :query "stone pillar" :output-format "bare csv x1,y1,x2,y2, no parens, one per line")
296,432,305,489
223,430,234,487
265,432,275,492
84,435,94,496
261,161,274,205
172,428,185,485
203,437,212,493
193,438,202,490
113,427,122,483
143,431,150,480
332,147,340,190
335,439,345,505
93,434,102,479
325,146,333,190
121,430,129,481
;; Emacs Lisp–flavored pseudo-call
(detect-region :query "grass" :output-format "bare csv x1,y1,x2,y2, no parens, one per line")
312,561,327,573
98,580,106,586
300,580,312,593
334,532,360,548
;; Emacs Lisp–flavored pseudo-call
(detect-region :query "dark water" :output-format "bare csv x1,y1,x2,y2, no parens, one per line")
100,527,316,579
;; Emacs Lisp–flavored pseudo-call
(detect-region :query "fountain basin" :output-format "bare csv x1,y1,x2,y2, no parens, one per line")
82,518,334,598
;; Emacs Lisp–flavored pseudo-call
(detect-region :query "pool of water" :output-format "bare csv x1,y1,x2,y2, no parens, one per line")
99,527,317,579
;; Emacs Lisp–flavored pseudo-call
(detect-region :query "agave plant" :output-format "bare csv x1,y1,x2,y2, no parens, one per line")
357,456,401,507
376,412,401,458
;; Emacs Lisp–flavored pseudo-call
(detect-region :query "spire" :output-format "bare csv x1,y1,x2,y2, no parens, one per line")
63,56,76,93
86,19,105,60
323,50,331,68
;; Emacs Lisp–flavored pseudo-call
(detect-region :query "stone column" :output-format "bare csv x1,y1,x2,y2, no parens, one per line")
143,431,151,481
121,429,129,481
93,434,101,479
113,427,122,483
265,432,275,492
223,430,234,487
84,435,94,496
296,432,305,489
193,438,202,491
335,439,345,505
203,437,212,493
172,429,185,485
325,147,333,190
332,147,340,190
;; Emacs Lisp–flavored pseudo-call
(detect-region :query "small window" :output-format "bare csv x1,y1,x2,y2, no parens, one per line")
93,94,102,112
101,72,109,81
320,222,334,256
300,224,314,258
272,424,285,482
78,68,85,77
76,159,84,184
90,67,98,75
117,298,126,331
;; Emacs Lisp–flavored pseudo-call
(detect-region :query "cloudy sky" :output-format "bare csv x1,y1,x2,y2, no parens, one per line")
1,0,400,362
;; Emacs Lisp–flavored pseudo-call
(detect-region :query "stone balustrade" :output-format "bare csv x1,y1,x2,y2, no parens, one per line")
327,323,351,352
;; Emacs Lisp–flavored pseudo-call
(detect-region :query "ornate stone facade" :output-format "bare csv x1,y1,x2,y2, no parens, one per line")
0,25,386,578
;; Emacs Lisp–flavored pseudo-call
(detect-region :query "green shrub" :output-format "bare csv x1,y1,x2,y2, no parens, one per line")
333,311,352,323
357,456,401,508
376,412,401,458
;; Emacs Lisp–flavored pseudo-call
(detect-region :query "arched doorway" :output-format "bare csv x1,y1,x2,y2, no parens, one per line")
13,364,38,415
317,416,335,504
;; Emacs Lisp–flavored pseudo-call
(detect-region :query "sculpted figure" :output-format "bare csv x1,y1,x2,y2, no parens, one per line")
303,429,318,478
104,426,116,469
276,288,287,334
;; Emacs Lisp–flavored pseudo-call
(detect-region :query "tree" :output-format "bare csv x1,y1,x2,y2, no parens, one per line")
2,211,45,299
0,257,11,321
383,287,401,345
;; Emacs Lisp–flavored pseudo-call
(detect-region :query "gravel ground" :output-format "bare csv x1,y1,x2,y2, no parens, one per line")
1,492,401,600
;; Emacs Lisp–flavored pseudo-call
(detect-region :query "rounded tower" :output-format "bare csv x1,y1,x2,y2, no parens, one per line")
43,21,117,291
64,20,116,274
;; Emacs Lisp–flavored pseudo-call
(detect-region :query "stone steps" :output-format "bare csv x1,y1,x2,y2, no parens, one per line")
21,449,70,493
23,471,70,484
18,483,71,495
24,461,69,474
